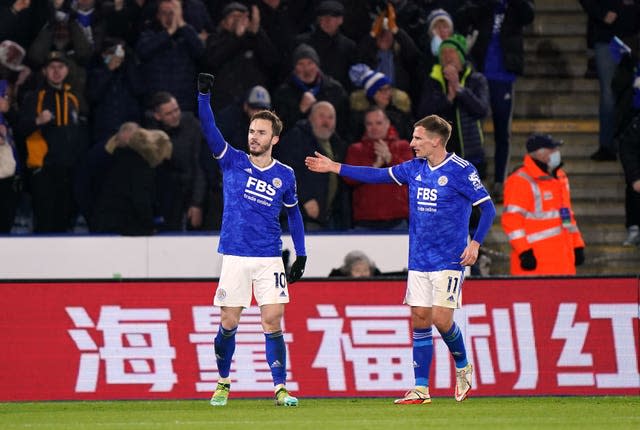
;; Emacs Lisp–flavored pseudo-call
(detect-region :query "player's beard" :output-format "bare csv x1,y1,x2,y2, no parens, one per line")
248,141,270,157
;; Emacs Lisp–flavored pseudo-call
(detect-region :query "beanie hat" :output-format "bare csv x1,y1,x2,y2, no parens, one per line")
427,8,453,36
439,33,467,64
349,63,391,100
292,43,321,66
246,85,271,109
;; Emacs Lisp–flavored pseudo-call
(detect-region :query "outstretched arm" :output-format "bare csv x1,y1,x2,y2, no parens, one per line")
305,151,395,184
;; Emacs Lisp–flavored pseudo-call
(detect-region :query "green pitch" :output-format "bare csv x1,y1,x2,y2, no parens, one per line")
1,397,638,430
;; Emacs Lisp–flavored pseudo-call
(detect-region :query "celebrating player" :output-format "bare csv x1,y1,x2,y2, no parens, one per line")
305,115,496,404
197,73,307,407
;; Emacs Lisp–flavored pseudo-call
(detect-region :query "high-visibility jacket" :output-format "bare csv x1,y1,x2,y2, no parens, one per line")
502,155,585,275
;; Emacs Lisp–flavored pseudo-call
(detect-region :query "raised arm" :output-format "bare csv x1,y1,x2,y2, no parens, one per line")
196,73,226,156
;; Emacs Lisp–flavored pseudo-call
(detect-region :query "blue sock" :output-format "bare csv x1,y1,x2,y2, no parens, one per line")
439,322,468,368
413,327,433,387
214,325,237,378
265,331,286,386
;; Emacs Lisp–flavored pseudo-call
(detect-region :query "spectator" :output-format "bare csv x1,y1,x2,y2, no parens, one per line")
205,2,279,112
611,37,640,247
295,0,357,91
100,0,148,46
329,250,381,277
0,0,48,50
417,33,490,178
273,43,349,137
344,106,413,230
579,0,640,161
27,0,93,114
87,37,143,146
146,91,206,231
277,101,349,230
0,39,32,233
348,63,414,140
92,122,172,235
457,0,535,201
217,85,272,152
71,0,106,51
135,0,204,112
0,129,18,233
424,8,454,70
18,51,89,233
356,2,422,104
502,133,585,275
256,0,299,82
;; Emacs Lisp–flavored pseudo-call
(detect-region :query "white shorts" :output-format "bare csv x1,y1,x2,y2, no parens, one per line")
404,269,465,309
215,255,290,308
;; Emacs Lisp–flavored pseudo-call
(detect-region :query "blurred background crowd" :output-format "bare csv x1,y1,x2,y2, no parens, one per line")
0,0,638,266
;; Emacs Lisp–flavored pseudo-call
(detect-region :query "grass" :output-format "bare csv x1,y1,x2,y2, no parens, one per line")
0,397,639,429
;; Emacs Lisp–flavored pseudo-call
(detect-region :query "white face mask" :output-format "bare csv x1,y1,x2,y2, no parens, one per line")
548,150,561,170
430,35,442,56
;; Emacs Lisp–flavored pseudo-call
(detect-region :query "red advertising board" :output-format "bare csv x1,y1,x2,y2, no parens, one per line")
0,278,638,401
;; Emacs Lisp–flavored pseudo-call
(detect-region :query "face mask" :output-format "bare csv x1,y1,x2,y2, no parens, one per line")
430,35,442,56
548,151,561,170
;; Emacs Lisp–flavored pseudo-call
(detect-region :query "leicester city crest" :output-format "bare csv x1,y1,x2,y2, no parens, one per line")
272,178,283,188
438,175,448,186
216,288,227,300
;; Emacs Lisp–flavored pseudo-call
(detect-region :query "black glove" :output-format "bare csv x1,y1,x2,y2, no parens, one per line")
198,73,215,94
519,249,537,271
287,255,307,284
574,247,585,266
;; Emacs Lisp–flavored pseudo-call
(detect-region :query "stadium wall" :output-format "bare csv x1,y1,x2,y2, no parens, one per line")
0,234,409,279
1,278,638,401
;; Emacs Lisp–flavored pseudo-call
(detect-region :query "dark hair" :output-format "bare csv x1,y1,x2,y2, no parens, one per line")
364,105,388,120
413,115,452,147
149,91,175,111
250,110,283,137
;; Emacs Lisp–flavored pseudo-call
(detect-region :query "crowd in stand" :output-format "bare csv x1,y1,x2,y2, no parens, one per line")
0,0,550,236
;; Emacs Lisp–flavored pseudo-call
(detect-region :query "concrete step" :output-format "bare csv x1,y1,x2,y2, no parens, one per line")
526,16,587,38
536,0,583,13
515,77,598,93
524,36,587,55
524,57,590,78
483,119,599,134
484,132,600,157
484,157,623,175
513,92,597,117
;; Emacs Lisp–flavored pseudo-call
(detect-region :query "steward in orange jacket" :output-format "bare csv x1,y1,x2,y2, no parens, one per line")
502,133,585,275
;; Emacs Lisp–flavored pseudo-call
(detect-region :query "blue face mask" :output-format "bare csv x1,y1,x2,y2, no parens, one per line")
430,35,442,56
548,150,561,170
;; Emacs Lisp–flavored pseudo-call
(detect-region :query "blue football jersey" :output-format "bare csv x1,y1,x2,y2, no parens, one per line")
390,153,491,271
215,142,298,257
